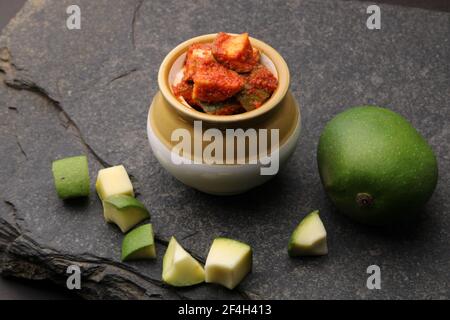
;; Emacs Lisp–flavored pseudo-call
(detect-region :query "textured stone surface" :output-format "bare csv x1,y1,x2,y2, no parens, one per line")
0,0,449,299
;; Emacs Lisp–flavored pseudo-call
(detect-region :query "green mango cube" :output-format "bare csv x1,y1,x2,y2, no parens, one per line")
52,155,90,199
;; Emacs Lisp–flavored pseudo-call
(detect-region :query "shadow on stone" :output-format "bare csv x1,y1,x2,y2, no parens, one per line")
62,197,90,212
192,171,292,219
334,207,432,242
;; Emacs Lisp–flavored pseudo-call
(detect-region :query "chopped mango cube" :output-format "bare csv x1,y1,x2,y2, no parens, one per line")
162,237,205,287
102,195,149,233
95,165,134,200
121,224,156,261
52,155,90,199
288,211,328,257
205,238,252,290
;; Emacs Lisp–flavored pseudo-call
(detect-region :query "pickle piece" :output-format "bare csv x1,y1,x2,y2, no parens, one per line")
237,88,271,111
197,100,244,115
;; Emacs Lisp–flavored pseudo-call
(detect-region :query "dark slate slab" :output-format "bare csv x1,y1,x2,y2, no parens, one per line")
0,0,449,299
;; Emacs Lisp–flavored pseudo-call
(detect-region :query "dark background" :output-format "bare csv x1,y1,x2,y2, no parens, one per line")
0,0,448,300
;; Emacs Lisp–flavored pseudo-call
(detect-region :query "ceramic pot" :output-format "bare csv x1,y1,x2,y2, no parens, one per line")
147,34,301,195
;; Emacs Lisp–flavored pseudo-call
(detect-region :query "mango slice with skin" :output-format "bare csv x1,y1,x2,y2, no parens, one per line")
288,210,328,257
162,237,205,287
121,224,156,261
52,155,90,199
103,195,149,233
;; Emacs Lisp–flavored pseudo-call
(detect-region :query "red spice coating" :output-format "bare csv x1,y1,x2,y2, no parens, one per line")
212,33,259,73
213,104,245,115
247,64,278,93
183,43,215,81
172,81,196,106
172,33,278,115
192,61,244,102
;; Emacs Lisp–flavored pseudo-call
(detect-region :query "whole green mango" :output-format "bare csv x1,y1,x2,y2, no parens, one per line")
317,106,438,226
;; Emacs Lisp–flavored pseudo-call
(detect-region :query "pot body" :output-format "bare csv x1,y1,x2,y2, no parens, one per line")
147,91,301,195
149,33,300,195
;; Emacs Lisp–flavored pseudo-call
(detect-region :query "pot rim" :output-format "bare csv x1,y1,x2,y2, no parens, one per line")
158,33,290,125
